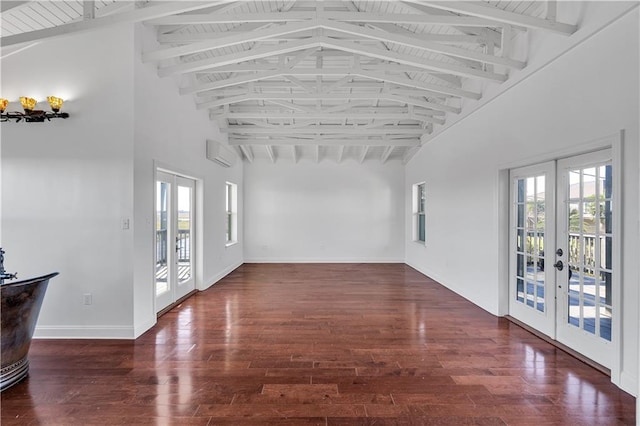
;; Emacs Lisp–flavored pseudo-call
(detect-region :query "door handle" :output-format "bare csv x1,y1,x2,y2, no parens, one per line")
553,260,564,271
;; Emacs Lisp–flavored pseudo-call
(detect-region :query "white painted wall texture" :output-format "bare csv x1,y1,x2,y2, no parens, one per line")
0,25,243,338
405,5,639,395
1,27,136,337
132,25,244,334
244,161,405,262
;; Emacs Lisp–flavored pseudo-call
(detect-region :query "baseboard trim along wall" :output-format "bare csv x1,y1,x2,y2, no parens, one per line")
34,325,135,339
202,261,244,291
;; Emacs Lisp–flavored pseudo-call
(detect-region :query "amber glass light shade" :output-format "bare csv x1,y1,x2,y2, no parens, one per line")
0,99,8,113
20,97,37,112
47,96,64,112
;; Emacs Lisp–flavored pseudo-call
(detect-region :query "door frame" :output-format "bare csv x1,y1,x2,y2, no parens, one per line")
497,130,623,387
152,162,204,315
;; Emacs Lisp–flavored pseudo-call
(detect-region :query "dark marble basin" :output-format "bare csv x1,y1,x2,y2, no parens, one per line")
1,272,58,391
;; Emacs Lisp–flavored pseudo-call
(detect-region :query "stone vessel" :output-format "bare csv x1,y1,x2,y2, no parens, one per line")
1,273,58,391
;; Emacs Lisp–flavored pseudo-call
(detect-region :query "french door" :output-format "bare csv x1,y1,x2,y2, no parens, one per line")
509,149,616,368
155,171,195,313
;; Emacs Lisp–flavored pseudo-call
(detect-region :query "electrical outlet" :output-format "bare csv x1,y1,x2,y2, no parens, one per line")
83,293,92,305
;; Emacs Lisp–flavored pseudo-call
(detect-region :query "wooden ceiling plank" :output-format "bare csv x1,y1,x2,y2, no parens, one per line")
1,1,226,47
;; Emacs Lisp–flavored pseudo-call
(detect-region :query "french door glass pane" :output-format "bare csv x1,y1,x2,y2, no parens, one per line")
156,181,170,296
566,164,612,341
514,175,546,312
177,185,192,284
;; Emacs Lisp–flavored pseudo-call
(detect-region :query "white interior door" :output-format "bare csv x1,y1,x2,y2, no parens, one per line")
155,171,195,313
556,149,614,368
509,148,616,369
509,161,557,338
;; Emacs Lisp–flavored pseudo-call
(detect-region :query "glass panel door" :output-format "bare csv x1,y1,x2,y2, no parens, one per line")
156,172,174,311
556,149,614,367
175,176,195,300
509,161,556,338
155,171,196,313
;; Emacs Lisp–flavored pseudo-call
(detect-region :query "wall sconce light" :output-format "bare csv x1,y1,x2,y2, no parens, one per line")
1,96,70,122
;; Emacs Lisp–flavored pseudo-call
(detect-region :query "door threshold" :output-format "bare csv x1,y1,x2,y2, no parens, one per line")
504,315,610,377
157,290,198,318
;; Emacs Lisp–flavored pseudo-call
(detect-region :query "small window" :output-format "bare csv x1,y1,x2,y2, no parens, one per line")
413,182,426,243
225,182,238,245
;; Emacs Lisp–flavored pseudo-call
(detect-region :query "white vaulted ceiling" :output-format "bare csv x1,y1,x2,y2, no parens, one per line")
1,1,577,164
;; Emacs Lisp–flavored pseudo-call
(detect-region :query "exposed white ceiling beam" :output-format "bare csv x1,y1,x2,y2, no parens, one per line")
0,1,225,47
321,20,525,69
157,30,484,45
223,126,428,135
359,146,369,163
183,68,478,99
196,92,460,113
336,145,345,163
222,112,444,125
416,1,577,34
265,145,276,163
322,38,507,82
143,21,313,62
159,38,322,77
161,36,506,82
381,146,394,164
229,138,420,147
238,145,254,163
146,11,500,26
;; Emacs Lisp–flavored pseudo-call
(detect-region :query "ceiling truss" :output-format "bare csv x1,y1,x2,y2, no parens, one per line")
0,0,577,164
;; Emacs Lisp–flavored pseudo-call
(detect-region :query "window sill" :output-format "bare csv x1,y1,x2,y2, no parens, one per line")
225,241,238,248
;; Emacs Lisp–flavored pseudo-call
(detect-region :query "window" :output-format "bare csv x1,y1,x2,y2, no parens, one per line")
413,182,426,243
225,182,238,245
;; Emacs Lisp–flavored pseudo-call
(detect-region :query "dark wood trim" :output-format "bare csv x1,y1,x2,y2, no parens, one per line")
156,289,198,318
504,315,611,376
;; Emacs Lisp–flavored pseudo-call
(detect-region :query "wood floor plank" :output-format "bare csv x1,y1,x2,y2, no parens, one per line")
1,264,635,425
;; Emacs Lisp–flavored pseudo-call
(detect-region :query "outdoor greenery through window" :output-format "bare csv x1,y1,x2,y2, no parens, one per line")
413,182,426,243
226,182,237,245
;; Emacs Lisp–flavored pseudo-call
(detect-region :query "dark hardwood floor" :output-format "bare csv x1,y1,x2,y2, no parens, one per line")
1,264,636,425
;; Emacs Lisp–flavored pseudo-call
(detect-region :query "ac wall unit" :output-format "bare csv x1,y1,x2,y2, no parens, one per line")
206,139,236,168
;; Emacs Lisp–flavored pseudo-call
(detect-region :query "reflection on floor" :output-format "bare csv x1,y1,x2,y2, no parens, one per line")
1,264,634,425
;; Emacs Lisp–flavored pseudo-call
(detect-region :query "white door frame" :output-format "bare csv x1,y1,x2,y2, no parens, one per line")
498,130,623,387
153,163,203,314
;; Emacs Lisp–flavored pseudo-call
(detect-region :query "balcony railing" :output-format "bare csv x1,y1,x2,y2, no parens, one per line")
156,229,190,264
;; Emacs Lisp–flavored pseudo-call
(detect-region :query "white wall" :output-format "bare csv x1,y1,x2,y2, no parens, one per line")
244,160,404,262
1,27,136,337
132,25,243,334
406,5,639,395
0,24,243,338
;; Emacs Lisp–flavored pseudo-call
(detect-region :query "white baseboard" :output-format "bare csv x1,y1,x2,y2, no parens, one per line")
133,316,157,339
34,325,135,339
201,260,243,290
617,370,638,397
244,258,405,263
